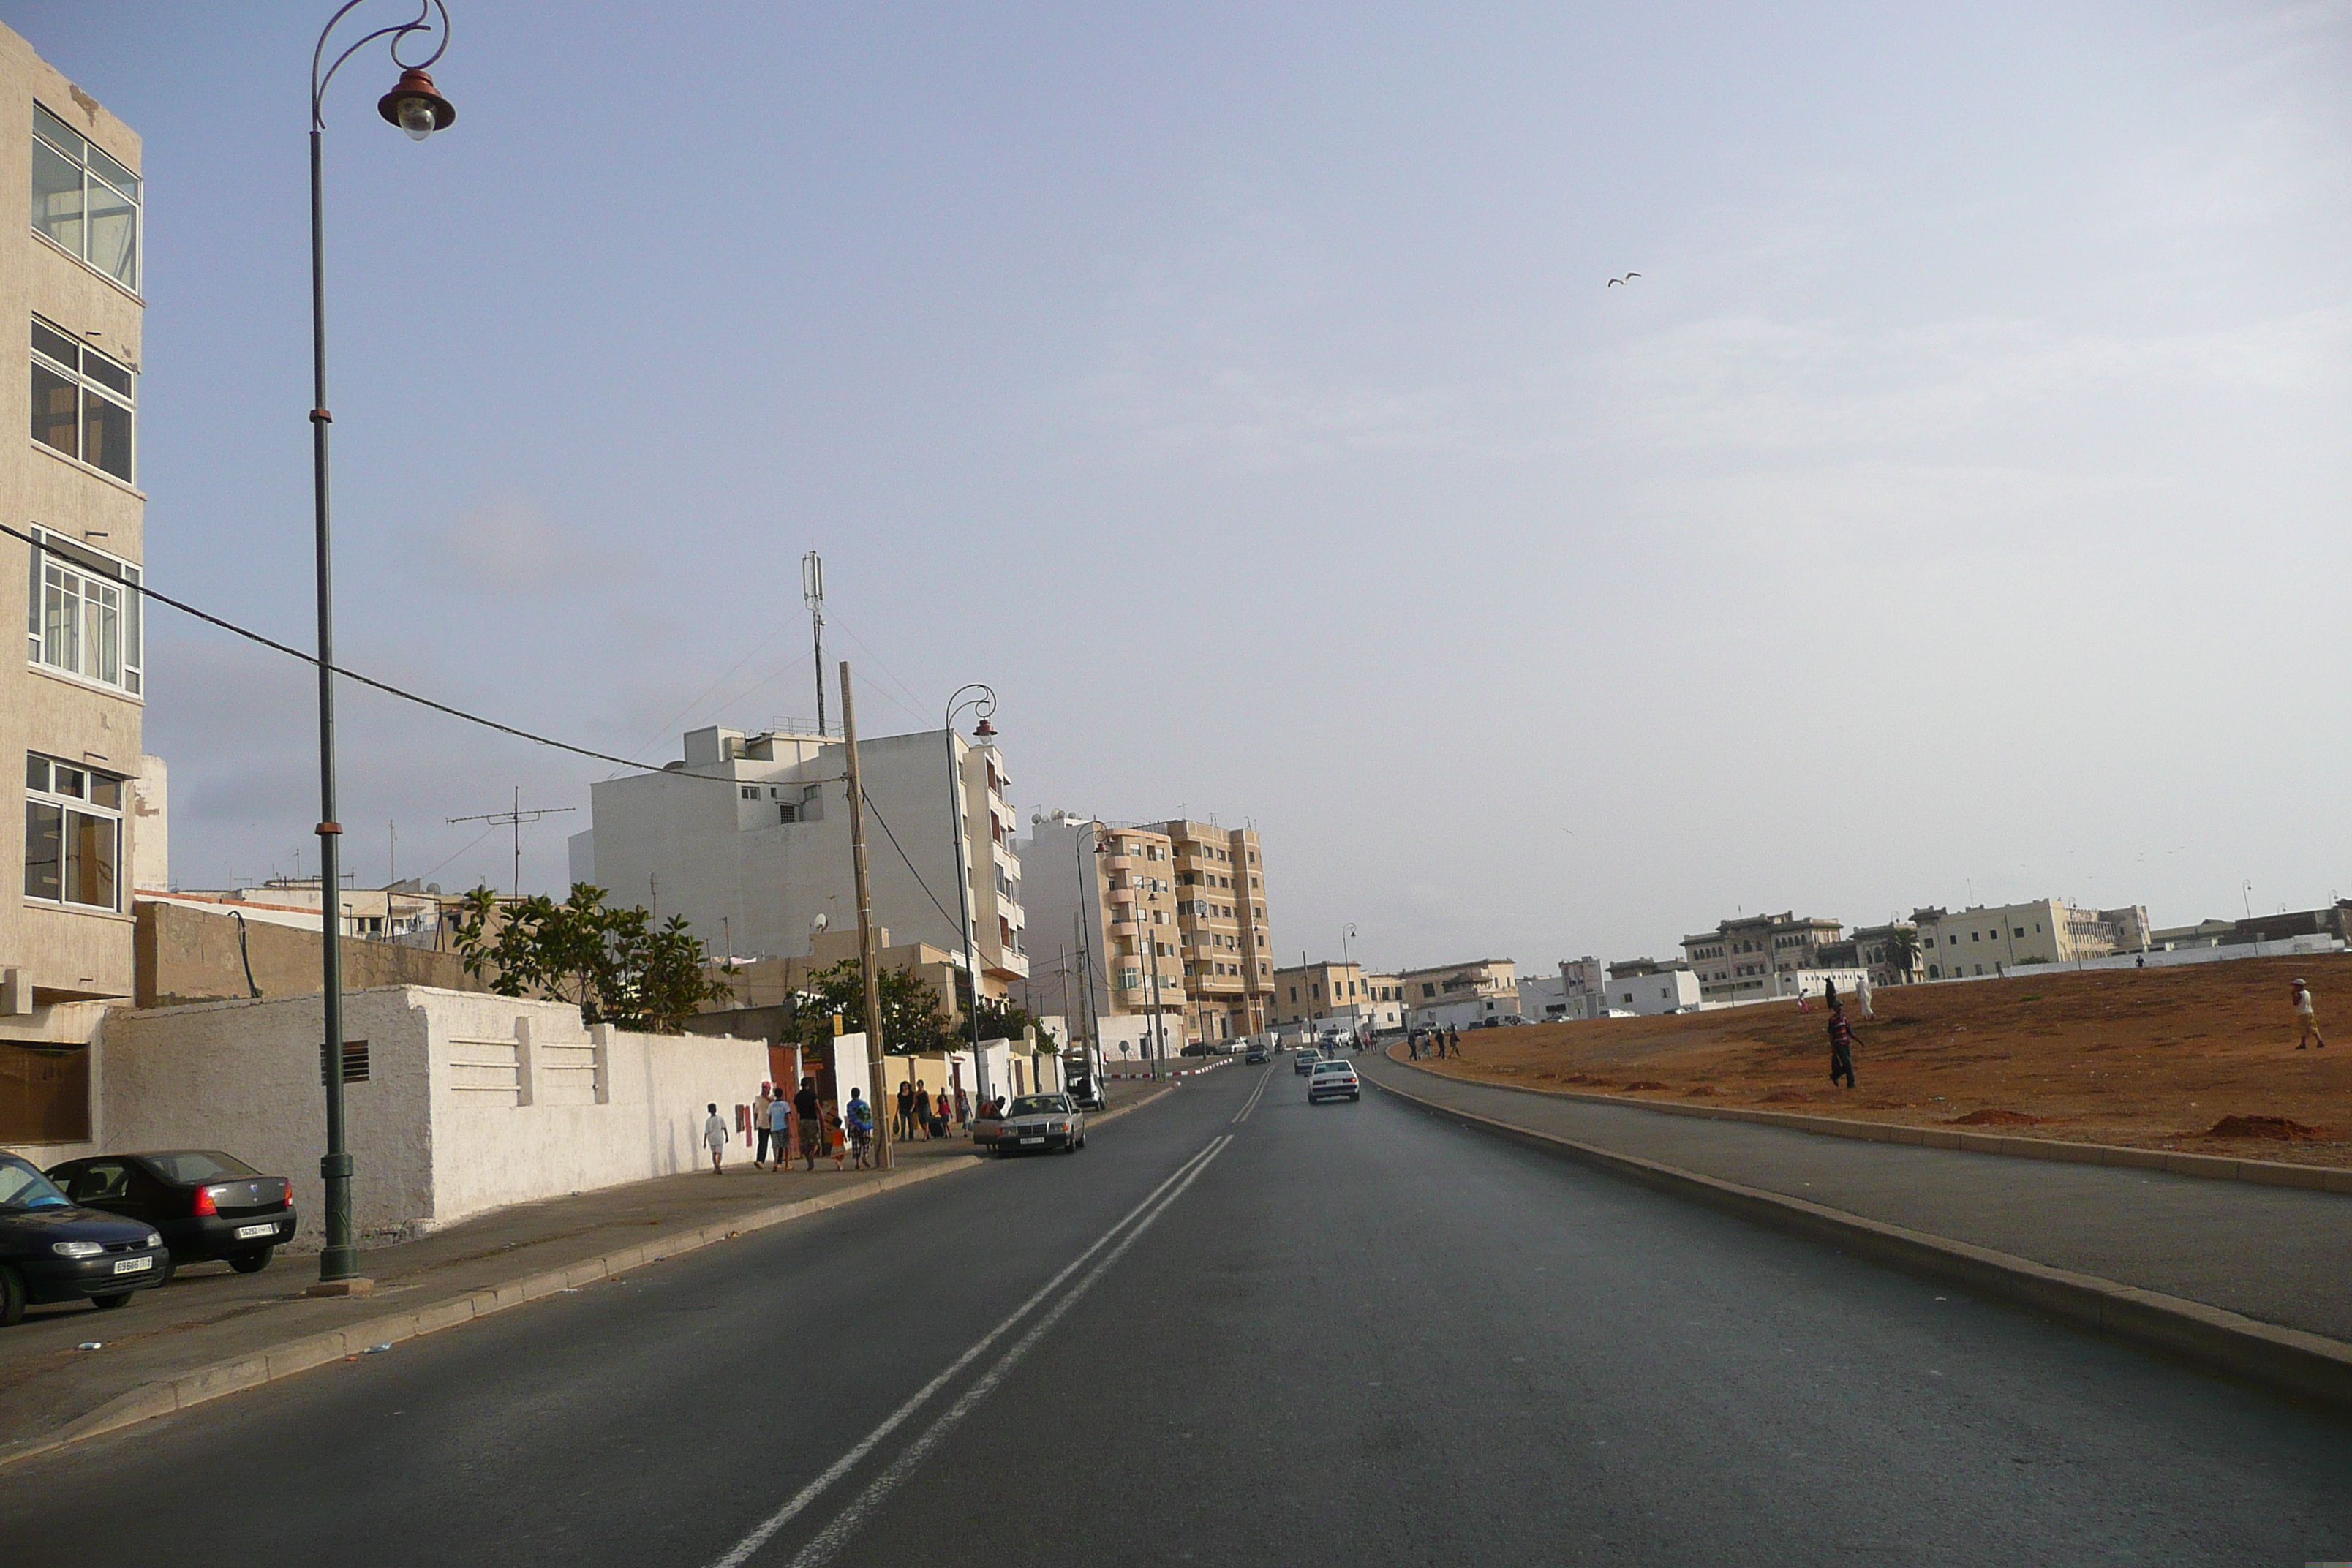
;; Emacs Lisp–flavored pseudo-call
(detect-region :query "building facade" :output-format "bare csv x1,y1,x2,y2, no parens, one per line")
1398,958,1518,1028
1603,958,1703,1016
1271,960,1398,1032
1681,913,1843,1003
568,723,1028,1018
3,37,154,1153
1017,813,1275,1052
1911,900,2138,979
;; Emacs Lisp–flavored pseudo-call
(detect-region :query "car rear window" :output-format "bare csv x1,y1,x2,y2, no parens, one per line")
1312,1063,1354,1074
1006,1096,1066,1117
143,1151,257,1183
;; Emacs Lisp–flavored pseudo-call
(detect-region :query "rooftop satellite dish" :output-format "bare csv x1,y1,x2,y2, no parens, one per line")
810,913,829,936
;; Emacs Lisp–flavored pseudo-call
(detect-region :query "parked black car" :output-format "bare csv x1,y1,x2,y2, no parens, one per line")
46,1150,296,1275
0,1153,168,1325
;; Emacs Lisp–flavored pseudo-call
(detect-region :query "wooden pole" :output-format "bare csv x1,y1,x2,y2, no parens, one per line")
840,662,892,1170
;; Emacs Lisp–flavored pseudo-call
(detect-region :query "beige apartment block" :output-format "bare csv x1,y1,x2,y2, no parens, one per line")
1397,958,1518,1011
1681,913,1843,1003
1156,818,1271,1043
1017,814,1275,1052
1912,900,2141,979
1,33,151,1152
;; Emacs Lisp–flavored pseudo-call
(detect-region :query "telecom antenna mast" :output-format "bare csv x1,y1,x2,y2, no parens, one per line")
802,549,828,735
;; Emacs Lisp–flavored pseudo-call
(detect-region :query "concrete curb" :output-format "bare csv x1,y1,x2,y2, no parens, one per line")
0,1156,981,1472
0,1073,1183,1471
1370,1070,2352,1412
1384,1047,2352,1194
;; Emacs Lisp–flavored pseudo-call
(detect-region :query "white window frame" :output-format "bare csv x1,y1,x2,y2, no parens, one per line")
23,751,124,913
26,526,142,697
31,102,140,295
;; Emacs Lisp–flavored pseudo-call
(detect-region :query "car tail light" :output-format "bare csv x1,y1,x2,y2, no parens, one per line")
279,1179,295,1210
193,1185,217,1217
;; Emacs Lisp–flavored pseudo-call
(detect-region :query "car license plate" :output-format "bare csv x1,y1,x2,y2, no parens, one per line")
1019,1136,1045,1145
113,1256,152,1274
235,1222,278,1240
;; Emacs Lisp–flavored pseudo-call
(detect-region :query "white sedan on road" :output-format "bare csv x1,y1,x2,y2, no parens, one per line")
1307,1060,1361,1104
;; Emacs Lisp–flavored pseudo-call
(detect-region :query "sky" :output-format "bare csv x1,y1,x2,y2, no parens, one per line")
7,1,2348,976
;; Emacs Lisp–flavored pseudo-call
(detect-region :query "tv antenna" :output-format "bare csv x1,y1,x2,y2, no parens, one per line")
803,549,828,736
448,786,576,899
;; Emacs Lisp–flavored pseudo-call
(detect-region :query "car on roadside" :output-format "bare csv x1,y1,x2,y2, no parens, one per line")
1307,1060,1362,1103
46,1150,296,1275
0,1152,169,1326
982,1093,1086,1156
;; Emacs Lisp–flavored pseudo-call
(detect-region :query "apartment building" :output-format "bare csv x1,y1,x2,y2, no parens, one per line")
3,37,156,1153
1681,913,1843,1003
1018,813,1276,1050
1912,900,2144,979
1603,958,1703,1016
569,723,1028,1018
1270,960,1399,1031
1398,958,1518,1028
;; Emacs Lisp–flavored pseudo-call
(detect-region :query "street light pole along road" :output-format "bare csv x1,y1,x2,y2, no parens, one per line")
304,0,457,1292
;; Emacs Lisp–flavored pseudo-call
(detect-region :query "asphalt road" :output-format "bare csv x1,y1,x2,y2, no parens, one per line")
3,1058,2348,1565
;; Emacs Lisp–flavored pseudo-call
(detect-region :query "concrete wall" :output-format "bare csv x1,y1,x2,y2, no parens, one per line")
99,987,767,1248
133,897,476,1009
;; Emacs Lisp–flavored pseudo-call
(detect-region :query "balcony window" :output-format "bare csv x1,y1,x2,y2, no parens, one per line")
32,317,135,483
33,103,139,291
26,527,141,695
24,753,122,911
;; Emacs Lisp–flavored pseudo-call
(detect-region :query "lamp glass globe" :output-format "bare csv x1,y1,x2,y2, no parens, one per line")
397,97,437,141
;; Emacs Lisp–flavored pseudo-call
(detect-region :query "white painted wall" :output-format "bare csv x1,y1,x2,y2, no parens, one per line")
99,987,766,1248
1603,969,1703,1016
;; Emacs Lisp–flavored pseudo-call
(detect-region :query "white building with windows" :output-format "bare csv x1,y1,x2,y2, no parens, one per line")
568,723,1028,1017
4,31,160,1160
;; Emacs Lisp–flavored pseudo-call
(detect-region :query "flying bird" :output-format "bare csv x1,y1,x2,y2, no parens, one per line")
1607,272,1642,287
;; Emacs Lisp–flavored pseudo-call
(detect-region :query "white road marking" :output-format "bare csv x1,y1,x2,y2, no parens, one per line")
1232,1061,1275,1124
702,1134,1230,1568
781,1134,1233,1567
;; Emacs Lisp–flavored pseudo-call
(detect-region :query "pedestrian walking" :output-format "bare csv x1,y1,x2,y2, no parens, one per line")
752,1082,776,1170
2293,979,2326,1049
1447,1026,1462,1058
1827,1002,1858,1089
911,1079,930,1139
702,1101,730,1173
954,1085,971,1131
766,1090,791,1175
894,1080,916,1141
1856,974,1874,1020
829,1109,850,1171
1406,1030,1420,1060
932,1088,951,1139
794,1077,823,1171
845,1088,874,1168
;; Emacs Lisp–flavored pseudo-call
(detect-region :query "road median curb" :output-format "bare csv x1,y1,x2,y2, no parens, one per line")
1383,1047,2352,1194
1370,1069,2352,1412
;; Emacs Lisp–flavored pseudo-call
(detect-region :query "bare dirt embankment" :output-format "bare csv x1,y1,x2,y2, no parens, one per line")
1414,954,2352,1167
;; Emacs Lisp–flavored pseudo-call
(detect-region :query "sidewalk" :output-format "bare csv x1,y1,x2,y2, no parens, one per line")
0,1079,1171,1462
1362,1049,2352,1346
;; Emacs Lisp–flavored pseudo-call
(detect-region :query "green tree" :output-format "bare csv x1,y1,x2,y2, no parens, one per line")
1882,925,1923,982
969,992,1044,1049
786,959,953,1060
451,883,736,1033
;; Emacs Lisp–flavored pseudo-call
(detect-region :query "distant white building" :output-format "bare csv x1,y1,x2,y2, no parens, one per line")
569,723,1028,1011
1603,959,1701,1017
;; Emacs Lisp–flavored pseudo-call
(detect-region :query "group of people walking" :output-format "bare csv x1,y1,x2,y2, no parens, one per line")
1406,1026,1462,1061
894,1080,966,1141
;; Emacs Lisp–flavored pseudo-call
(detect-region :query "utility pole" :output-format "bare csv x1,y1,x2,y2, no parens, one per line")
839,661,891,1169
803,551,828,735
1145,888,1168,1080
446,786,576,899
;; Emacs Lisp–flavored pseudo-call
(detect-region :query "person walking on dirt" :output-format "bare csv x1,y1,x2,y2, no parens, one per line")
1856,973,1874,1020
2293,979,2326,1049
1827,1002,1858,1089
1447,1026,1463,1059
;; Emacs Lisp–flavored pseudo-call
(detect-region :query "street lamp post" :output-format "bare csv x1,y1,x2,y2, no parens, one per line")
305,1,456,1294
945,685,998,1093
